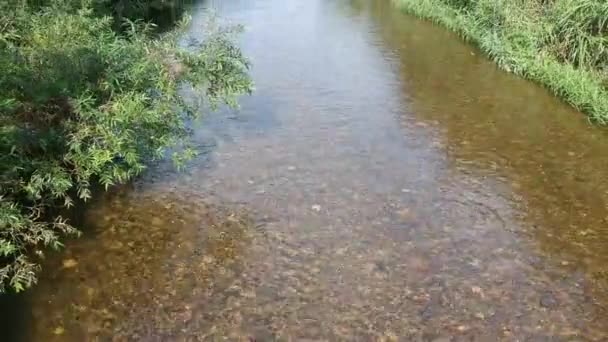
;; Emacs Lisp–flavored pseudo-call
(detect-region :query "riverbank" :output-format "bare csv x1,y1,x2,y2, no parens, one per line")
392,0,608,124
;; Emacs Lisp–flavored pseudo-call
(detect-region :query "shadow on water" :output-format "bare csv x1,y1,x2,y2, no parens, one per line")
0,293,29,342
104,0,197,32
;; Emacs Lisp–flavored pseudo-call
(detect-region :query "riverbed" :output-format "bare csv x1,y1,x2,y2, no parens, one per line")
9,0,608,340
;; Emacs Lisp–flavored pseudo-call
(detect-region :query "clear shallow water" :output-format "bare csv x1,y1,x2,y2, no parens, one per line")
7,0,608,340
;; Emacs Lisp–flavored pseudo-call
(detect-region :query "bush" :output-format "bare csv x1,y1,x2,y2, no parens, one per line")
0,0,252,292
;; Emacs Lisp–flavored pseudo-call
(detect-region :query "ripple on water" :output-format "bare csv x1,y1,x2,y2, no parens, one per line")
28,187,254,340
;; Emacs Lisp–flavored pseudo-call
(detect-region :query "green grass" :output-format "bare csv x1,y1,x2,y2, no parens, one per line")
392,0,608,124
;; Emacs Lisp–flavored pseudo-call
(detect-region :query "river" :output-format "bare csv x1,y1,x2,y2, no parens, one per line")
5,0,608,340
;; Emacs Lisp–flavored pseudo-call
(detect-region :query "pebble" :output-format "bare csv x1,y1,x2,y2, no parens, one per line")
432,337,451,342
396,208,414,221
419,304,433,321
151,217,164,226
251,327,274,341
109,241,124,250
540,292,559,309
471,286,483,295
53,326,65,335
62,259,78,269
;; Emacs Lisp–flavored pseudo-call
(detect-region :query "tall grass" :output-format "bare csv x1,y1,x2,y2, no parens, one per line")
393,0,608,124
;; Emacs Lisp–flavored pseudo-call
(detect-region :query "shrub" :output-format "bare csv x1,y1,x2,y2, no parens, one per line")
0,0,252,292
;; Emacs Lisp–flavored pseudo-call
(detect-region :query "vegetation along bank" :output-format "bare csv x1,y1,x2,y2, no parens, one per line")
0,0,252,292
393,0,608,124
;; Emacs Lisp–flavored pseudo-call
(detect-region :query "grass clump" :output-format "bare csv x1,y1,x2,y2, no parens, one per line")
0,0,252,292
393,0,608,124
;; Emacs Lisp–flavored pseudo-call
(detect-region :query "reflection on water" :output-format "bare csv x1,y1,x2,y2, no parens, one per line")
7,0,608,340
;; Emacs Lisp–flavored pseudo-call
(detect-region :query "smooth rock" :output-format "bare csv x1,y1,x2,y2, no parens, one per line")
540,292,559,309
62,259,78,269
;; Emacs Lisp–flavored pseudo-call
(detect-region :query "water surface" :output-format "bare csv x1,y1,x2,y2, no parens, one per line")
14,0,608,340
